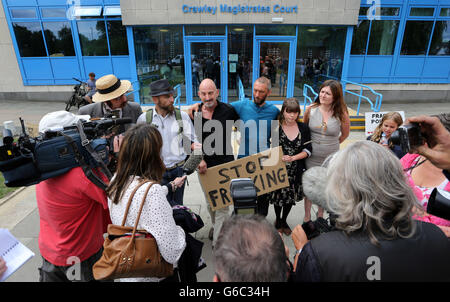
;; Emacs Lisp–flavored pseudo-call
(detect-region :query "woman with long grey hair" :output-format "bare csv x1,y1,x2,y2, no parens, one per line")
291,140,450,281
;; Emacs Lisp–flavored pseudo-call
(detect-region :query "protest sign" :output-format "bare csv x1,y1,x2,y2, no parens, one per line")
198,146,289,211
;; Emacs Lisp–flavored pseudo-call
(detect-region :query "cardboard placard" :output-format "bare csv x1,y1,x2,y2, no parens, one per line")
198,146,289,211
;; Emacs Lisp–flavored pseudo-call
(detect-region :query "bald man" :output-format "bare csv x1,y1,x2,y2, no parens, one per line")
192,79,240,246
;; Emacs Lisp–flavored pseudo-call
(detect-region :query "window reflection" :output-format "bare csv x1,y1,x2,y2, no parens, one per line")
13,22,46,57
295,26,346,97
367,20,399,55
43,22,75,57
107,21,128,55
41,8,67,18
351,20,370,55
228,26,253,101
401,21,434,55
429,21,450,55
11,9,36,19
133,26,185,104
77,21,108,56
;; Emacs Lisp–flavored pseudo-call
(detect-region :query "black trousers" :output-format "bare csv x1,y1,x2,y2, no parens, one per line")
256,193,270,217
39,248,103,282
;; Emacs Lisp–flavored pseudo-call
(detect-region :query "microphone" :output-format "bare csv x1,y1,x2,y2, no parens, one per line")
95,118,132,130
302,166,330,212
182,153,203,176
301,166,337,239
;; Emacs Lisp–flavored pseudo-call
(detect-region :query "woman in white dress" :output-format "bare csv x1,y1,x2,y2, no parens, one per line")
106,124,187,282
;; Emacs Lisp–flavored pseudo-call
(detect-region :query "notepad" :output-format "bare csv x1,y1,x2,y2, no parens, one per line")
0,228,35,282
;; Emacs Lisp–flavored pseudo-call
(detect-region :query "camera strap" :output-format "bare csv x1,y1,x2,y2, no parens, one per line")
60,133,109,190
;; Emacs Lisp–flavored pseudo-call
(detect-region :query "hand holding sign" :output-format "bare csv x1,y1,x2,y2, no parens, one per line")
198,147,289,211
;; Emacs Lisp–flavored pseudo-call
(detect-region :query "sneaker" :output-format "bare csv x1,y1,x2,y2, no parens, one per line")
208,227,214,241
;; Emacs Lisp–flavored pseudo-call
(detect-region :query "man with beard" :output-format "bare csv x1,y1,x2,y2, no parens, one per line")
137,79,198,205
188,77,279,217
229,76,280,217
78,74,142,133
192,79,240,245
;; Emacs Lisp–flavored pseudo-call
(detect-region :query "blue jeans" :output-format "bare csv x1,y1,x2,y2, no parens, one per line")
162,166,185,206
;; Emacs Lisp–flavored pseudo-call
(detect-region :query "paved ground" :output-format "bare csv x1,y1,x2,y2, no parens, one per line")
0,98,448,282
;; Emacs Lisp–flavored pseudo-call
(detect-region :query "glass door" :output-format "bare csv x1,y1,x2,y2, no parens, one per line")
253,37,297,103
184,36,227,104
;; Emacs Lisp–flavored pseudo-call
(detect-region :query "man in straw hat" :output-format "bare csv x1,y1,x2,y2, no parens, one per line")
78,74,142,132
137,79,198,206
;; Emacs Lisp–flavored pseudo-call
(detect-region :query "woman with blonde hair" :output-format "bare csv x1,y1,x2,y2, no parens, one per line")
292,141,450,281
367,111,405,159
302,79,350,223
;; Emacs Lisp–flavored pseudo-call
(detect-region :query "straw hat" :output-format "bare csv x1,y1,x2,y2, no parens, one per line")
92,74,132,103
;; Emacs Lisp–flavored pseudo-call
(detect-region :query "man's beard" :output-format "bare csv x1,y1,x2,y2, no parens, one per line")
162,104,175,113
254,95,266,106
203,99,216,108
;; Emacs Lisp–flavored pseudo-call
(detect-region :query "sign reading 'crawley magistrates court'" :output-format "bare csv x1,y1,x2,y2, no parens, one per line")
182,4,298,15
199,147,289,211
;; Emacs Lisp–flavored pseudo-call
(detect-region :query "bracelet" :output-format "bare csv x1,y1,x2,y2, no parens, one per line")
170,181,177,192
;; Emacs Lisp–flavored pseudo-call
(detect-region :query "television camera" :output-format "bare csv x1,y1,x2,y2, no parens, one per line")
0,116,131,189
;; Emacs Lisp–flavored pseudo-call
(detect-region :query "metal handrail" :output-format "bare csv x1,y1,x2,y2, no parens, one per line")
237,75,246,101
340,79,383,115
173,84,182,109
315,75,383,115
302,84,318,113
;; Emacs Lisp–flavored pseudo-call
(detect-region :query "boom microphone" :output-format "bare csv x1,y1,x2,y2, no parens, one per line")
302,166,330,212
182,153,203,176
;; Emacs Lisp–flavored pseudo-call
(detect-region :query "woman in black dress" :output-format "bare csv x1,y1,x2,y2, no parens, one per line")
271,98,312,235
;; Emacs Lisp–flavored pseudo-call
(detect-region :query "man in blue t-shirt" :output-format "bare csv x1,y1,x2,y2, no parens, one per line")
230,76,280,217
188,76,280,217
231,76,280,159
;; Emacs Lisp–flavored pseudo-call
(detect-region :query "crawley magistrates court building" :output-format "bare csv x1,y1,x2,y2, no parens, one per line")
0,0,449,106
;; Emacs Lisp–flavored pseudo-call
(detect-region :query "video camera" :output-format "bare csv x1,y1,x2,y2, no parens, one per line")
427,188,450,221
230,178,257,215
0,117,131,189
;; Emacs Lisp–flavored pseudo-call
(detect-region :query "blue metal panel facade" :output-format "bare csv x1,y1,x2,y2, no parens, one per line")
2,0,129,86
346,0,450,83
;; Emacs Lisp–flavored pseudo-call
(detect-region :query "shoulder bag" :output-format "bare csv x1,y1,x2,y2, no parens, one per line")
93,180,174,280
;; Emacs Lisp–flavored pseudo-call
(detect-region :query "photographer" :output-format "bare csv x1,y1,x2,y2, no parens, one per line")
291,141,450,282
406,114,450,174
78,74,142,133
36,111,111,282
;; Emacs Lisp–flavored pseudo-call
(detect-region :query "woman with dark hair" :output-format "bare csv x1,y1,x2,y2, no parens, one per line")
302,79,350,223
270,98,312,235
106,124,186,282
